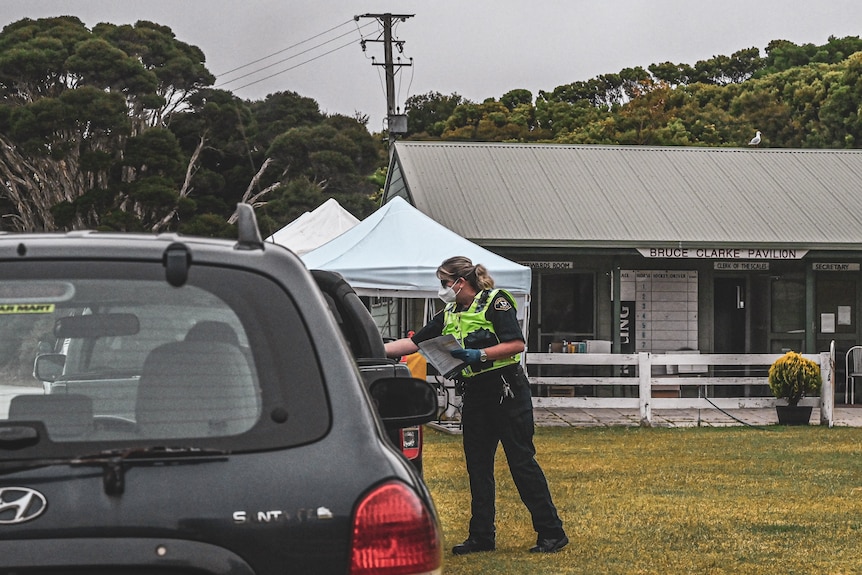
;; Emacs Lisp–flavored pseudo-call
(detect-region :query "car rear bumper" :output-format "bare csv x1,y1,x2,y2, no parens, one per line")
0,537,254,573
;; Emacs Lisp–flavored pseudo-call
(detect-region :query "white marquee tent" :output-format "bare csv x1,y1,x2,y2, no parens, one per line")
301,197,532,300
265,198,359,255
303,198,532,410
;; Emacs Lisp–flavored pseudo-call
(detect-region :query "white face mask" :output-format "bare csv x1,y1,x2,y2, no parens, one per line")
438,279,461,303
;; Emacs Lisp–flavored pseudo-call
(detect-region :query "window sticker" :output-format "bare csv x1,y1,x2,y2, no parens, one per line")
0,303,56,314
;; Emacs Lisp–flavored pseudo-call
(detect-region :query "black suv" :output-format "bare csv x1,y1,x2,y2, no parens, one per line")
0,205,442,574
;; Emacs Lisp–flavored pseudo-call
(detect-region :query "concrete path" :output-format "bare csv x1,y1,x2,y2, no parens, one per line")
532,406,862,428
429,406,862,433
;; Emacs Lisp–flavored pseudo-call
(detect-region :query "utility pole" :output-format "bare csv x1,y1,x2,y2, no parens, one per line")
355,13,413,157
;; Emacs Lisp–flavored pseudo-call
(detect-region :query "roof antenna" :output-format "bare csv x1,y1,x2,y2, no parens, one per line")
235,203,264,250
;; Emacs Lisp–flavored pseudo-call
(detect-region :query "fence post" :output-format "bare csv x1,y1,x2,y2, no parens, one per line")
639,352,651,427
820,348,834,428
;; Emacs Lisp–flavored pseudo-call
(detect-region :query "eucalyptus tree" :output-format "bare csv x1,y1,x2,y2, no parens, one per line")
261,112,382,226
0,16,213,232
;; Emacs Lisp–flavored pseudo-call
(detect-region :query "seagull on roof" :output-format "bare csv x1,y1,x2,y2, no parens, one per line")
748,130,762,146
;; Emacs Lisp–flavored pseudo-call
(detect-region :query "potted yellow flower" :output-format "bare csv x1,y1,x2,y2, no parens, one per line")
767,351,821,425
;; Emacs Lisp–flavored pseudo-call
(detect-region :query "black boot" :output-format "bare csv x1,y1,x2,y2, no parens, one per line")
452,537,496,555
529,534,569,553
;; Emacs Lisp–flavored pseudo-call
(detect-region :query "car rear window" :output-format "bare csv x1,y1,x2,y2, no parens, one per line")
0,260,329,453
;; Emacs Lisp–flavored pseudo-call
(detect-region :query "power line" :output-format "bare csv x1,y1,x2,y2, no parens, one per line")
229,38,360,92
214,18,355,77
216,21,374,88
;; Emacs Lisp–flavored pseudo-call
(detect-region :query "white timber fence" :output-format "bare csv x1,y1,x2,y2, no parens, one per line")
526,350,834,428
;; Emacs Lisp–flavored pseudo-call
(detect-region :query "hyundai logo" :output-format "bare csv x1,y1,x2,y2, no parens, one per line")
0,487,47,524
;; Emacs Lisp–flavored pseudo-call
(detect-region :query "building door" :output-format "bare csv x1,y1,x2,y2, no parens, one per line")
714,277,747,353
534,272,595,352
815,275,858,403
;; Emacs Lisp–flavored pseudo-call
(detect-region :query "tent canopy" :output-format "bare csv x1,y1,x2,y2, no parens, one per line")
301,197,531,298
266,198,359,255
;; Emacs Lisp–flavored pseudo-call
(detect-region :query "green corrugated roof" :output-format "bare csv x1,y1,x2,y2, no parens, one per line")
384,141,862,250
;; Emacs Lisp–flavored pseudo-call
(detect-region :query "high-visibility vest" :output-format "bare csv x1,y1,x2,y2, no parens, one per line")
442,288,520,378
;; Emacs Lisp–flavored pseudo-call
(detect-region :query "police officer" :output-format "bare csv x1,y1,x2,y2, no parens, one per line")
385,256,568,555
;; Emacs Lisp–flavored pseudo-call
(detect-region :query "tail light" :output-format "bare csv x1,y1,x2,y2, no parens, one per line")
349,481,442,575
400,426,422,460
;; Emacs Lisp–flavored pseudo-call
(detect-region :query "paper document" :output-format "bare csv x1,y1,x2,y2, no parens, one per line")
417,334,467,379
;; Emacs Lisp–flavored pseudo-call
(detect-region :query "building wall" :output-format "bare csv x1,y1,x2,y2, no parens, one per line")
476,248,857,402
496,247,861,362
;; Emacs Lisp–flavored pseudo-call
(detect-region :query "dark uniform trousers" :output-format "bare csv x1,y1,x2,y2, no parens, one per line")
460,364,565,542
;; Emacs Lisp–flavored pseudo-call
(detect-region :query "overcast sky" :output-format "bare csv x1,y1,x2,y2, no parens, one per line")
4,1,862,131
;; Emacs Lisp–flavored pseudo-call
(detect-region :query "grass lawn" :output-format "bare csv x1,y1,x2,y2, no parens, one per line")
422,425,862,575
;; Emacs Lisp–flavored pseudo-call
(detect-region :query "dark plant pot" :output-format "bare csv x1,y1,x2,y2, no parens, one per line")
776,405,813,426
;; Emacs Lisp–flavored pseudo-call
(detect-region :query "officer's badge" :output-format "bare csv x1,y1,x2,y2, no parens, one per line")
494,297,512,311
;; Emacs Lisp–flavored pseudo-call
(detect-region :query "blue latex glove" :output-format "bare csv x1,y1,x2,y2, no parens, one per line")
451,348,482,367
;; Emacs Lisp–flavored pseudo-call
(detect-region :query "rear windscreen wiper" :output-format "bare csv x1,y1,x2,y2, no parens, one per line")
71,446,230,495
72,445,229,463
0,446,228,495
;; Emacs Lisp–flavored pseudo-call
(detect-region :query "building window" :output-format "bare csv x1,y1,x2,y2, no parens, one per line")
535,272,594,351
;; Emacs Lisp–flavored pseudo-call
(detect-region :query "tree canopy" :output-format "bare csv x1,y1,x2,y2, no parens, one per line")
0,16,381,235
0,16,860,237
404,35,862,149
